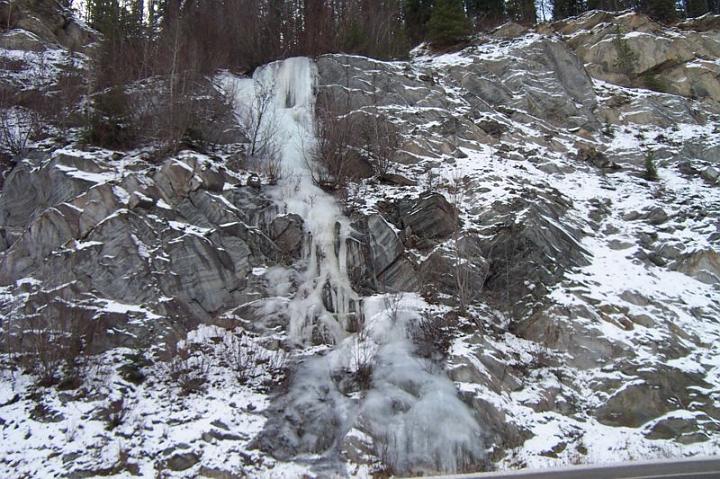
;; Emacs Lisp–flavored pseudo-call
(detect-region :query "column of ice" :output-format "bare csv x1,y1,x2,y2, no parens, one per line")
229,57,357,345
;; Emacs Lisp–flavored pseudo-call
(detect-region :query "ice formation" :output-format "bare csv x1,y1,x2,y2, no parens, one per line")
224,58,485,474
224,57,358,345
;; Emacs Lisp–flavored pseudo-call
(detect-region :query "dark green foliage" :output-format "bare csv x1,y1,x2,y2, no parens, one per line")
506,0,537,25
686,0,711,17
426,0,472,47
613,25,639,77
637,0,678,22
465,0,506,28
585,0,627,11
404,0,435,44
645,151,659,180
83,87,137,149
553,0,586,19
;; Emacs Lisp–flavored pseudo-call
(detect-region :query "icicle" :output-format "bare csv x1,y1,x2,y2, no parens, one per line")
225,57,359,345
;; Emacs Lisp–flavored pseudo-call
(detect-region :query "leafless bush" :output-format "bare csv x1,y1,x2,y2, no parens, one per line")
308,91,364,189
234,78,282,182
411,311,452,360
101,398,129,431
0,106,40,160
166,343,210,395
2,306,96,388
224,334,259,384
359,111,400,178
351,311,374,390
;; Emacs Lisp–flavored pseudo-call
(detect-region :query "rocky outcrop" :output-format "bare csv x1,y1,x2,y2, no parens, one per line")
348,214,419,293
0,0,96,51
549,11,720,102
446,35,598,129
0,150,281,348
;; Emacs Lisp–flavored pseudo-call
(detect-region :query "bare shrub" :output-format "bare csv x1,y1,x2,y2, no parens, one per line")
101,398,129,431
0,106,40,160
224,333,259,384
351,311,374,390
308,91,363,189
358,111,400,178
2,305,96,388
235,77,282,182
166,343,210,395
411,310,453,360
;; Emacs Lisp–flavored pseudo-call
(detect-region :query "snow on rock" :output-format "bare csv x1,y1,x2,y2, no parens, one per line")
2,8,720,479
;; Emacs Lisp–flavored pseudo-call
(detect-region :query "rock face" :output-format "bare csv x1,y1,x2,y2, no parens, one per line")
348,214,419,293
3,5,720,478
549,11,720,102
0,150,280,349
0,0,96,51
445,36,598,129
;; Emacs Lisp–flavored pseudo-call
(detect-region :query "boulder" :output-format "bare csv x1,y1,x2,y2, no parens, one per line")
553,11,720,102
165,451,201,471
702,166,720,184
491,22,528,39
595,365,711,427
400,192,459,243
674,249,720,285
269,214,304,259
366,215,403,274
0,29,45,51
347,214,417,293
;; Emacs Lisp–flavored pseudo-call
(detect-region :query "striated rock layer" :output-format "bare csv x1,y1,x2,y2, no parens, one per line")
0,7,719,479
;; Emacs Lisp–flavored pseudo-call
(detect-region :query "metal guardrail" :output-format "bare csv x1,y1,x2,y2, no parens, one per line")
401,456,720,479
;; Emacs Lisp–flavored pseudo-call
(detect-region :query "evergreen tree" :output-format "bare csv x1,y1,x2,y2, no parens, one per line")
465,0,505,28
686,0,710,17
637,0,678,22
427,0,472,46
87,0,122,34
585,0,624,11
404,0,435,44
553,0,586,19
506,0,537,24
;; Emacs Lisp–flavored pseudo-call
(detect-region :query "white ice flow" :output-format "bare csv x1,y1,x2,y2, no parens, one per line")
222,58,485,474
221,57,357,345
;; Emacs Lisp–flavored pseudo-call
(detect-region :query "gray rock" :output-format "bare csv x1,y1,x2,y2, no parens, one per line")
644,207,669,225
379,173,417,186
674,249,720,285
247,174,261,188
165,451,201,471
0,29,45,51
476,188,589,315
702,166,720,184
366,215,403,275
269,214,304,260
595,366,711,427
400,192,459,243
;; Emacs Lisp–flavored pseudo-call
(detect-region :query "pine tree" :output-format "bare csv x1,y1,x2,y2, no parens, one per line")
404,0,435,44
87,0,122,34
686,0,710,17
585,0,623,11
637,0,678,22
553,0,586,20
426,0,472,46
506,0,537,25
465,0,505,28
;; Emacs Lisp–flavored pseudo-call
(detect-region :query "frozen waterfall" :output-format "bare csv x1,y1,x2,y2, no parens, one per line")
223,57,358,345
223,58,485,475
